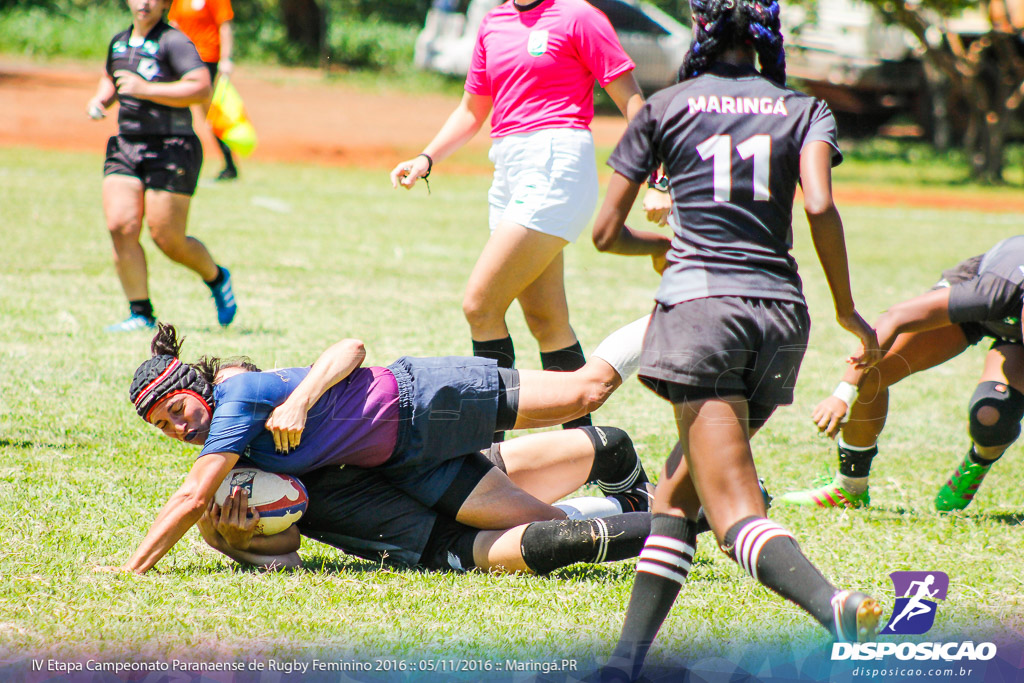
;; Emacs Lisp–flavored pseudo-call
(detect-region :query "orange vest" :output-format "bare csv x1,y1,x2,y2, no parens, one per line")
169,0,234,63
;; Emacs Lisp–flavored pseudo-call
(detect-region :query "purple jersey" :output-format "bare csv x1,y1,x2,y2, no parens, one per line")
199,366,400,473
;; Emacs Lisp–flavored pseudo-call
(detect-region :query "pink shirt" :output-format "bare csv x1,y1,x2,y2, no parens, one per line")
465,0,635,138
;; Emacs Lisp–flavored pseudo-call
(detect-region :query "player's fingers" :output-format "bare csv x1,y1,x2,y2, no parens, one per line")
289,429,301,450
236,488,250,525
271,426,283,453
221,489,235,520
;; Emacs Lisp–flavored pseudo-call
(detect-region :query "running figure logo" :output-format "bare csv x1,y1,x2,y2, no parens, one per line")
881,571,949,635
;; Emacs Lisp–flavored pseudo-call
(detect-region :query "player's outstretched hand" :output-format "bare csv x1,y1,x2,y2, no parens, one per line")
214,487,259,551
642,186,671,227
265,399,306,453
389,155,431,190
812,396,849,439
837,310,881,369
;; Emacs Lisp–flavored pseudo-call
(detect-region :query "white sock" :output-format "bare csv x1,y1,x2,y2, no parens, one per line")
591,314,651,382
555,496,623,520
836,474,869,495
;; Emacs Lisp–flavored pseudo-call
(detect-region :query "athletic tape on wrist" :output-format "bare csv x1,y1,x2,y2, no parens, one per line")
832,381,858,407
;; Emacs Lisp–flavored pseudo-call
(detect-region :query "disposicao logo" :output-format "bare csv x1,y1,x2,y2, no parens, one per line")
832,571,997,662
882,570,948,635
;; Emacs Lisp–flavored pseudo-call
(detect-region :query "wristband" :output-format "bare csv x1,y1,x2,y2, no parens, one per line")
832,381,858,406
417,153,433,178
647,169,668,191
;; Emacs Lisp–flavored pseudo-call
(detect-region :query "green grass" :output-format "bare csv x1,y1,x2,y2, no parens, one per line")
0,147,1022,678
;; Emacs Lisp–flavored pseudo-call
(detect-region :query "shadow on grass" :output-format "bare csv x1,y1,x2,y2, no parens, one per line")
0,438,78,451
973,512,1024,526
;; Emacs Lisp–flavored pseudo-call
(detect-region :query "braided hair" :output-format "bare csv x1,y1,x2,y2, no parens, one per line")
129,324,216,420
680,0,786,86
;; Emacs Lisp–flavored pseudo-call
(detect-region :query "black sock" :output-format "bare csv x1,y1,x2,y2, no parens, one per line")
129,299,155,321
473,336,515,369
205,265,226,289
520,512,651,574
541,341,591,428
217,138,237,172
724,516,837,632
475,336,515,441
609,514,697,681
968,446,1000,466
838,442,877,478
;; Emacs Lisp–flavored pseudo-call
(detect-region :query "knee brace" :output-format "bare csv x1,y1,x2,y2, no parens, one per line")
581,426,645,492
968,381,1024,448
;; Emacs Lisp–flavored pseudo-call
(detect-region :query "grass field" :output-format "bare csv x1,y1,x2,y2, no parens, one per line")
0,146,1021,680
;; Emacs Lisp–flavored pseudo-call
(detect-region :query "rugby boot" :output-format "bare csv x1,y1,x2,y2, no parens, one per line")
209,266,238,327
935,453,994,512
778,475,869,509
831,590,882,643
105,313,156,333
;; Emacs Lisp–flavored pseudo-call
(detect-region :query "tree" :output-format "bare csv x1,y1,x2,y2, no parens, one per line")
864,0,1024,182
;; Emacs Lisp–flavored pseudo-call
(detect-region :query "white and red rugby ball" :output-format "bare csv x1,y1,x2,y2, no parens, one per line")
214,468,308,536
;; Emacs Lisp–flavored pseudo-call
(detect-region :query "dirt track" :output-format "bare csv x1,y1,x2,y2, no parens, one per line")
4,58,1024,213
0,58,634,169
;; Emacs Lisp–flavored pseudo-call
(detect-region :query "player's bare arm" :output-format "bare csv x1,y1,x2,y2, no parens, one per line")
113,66,211,107
265,338,366,453
87,75,117,119
390,91,493,189
592,172,672,273
800,140,879,367
123,451,238,573
603,71,644,121
218,20,234,76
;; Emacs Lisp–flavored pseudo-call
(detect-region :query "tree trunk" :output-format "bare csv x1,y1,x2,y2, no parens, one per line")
280,0,326,58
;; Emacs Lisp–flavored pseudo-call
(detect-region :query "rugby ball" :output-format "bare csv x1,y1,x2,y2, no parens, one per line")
214,468,308,536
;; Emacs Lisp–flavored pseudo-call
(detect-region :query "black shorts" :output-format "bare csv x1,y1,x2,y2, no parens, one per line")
297,449,505,571
382,356,501,507
103,134,202,195
638,296,810,415
932,257,1020,346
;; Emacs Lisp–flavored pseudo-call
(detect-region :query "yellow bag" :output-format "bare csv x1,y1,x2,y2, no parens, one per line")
207,77,257,157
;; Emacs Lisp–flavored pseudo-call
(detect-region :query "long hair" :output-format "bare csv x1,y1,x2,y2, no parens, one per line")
680,0,786,86
148,323,260,383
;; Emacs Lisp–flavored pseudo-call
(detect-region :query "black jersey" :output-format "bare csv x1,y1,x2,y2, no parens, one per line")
609,63,841,306
105,21,205,136
946,235,1024,343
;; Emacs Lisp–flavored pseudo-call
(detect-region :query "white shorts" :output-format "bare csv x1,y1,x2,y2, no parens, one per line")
487,128,599,242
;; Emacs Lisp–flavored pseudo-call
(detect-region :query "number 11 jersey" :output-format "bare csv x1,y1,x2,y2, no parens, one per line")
608,62,841,307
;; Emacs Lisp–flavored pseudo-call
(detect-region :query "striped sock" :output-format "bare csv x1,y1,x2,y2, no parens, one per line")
609,514,697,680
725,516,837,630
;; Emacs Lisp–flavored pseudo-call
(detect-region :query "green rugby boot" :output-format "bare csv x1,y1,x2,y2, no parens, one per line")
778,476,870,509
935,453,994,512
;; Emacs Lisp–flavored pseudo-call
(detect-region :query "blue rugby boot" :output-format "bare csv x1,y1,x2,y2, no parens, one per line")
105,313,156,333
209,266,237,327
